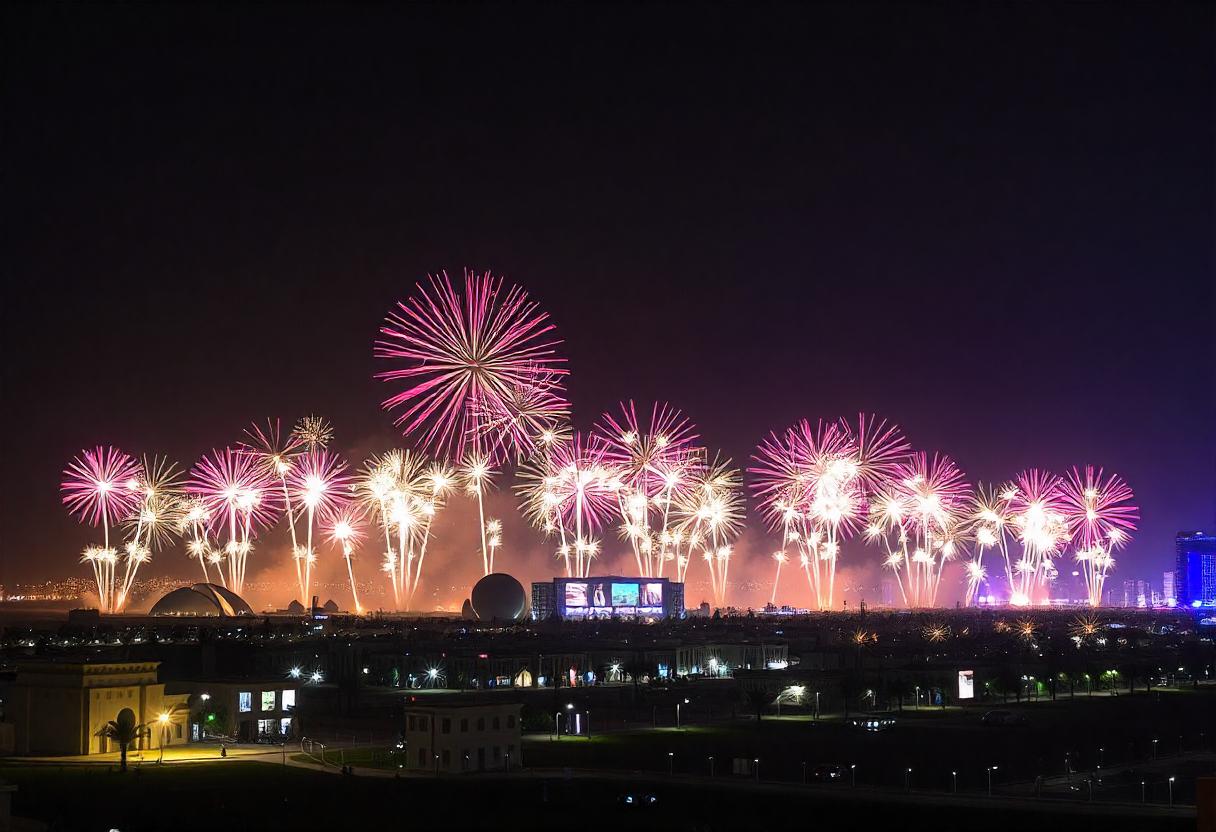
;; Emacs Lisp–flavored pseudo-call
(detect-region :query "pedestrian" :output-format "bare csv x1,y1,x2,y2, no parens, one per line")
220,744,227,758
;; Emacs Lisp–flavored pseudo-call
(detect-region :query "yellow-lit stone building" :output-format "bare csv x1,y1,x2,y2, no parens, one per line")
8,660,190,756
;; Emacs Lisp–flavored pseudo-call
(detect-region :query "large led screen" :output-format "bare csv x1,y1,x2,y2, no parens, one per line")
958,670,974,700
640,582,663,606
564,582,588,607
611,582,639,606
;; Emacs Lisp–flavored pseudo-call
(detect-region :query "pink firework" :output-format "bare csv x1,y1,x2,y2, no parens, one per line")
846,413,911,492
186,448,281,534
1061,466,1138,549
596,401,699,492
61,446,144,541
471,364,570,463
374,269,568,463
239,417,305,477
749,419,854,528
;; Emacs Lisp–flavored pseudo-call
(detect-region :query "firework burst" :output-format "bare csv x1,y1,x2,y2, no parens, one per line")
596,401,701,578
1061,466,1137,606
186,448,281,594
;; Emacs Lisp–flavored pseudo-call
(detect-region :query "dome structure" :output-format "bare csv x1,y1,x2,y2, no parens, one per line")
470,573,526,622
149,583,253,617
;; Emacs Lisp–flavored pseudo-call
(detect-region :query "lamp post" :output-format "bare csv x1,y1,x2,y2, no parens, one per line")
708,756,715,777
677,698,688,729
1168,776,1175,807
157,712,170,764
1152,739,1159,760
987,765,998,796
801,761,807,785
1140,780,1146,803
904,767,911,791
1098,747,1104,768
815,691,821,720
952,770,957,794
850,763,856,788
667,752,674,776
915,686,920,710
754,758,760,784
587,709,592,739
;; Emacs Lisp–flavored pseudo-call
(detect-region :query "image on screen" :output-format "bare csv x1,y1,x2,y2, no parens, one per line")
640,582,663,606
611,582,639,606
564,582,589,607
957,670,974,700
589,583,608,607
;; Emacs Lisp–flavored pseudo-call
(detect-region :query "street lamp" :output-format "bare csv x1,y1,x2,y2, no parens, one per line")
1140,780,1146,803
915,686,920,710
1098,747,1104,768
157,712,170,764
1168,776,1175,807
1152,739,1159,760
677,698,689,729
952,770,957,794
668,751,674,776
708,755,715,777
801,761,807,785
850,763,856,788
987,765,998,796
904,767,912,791
754,758,760,784
815,691,821,720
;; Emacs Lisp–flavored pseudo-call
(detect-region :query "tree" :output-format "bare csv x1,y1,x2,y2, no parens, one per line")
98,709,146,772
887,677,913,712
743,686,772,724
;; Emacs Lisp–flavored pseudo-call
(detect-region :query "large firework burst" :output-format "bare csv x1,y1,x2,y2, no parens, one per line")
1061,466,1137,606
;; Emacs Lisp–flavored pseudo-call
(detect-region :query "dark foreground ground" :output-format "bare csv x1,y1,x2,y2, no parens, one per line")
0,761,1196,832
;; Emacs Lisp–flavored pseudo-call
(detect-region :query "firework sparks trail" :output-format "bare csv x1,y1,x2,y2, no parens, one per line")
517,432,617,578
357,450,454,609
62,447,144,611
1061,466,1138,606
674,454,744,607
960,484,1014,606
1000,469,1069,606
322,508,367,613
770,551,788,605
867,451,970,608
113,456,184,612
241,418,307,597
375,270,569,575
595,401,701,579
186,448,281,595
753,415,909,609
287,448,352,605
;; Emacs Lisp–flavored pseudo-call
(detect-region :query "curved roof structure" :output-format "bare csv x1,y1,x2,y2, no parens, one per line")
149,583,253,617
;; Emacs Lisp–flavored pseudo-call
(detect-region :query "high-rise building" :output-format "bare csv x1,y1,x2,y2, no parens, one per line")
1176,531,1216,607
1163,570,1176,606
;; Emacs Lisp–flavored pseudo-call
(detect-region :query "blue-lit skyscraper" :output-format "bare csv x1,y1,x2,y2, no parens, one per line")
1176,531,1216,607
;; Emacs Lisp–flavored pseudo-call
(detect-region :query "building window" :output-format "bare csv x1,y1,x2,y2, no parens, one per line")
460,718,468,732
408,715,416,731
282,689,296,710
280,718,292,737
442,749,450,767
261,691,276,711
418,747,427,767
419,717,428,731
441,718,451,734
507,715,516,729
492,716,500,730
175,723,183,739
493,745,501,761
507,744,515,759
239,692,252,713
477,717,485,731
257,718,276,736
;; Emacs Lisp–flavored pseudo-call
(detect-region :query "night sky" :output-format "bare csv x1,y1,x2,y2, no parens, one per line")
3,4,1212,605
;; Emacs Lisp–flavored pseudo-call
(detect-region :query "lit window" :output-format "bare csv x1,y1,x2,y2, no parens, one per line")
282,689,296,710
280,718,292,737
238,692,252,713
261,691,276,711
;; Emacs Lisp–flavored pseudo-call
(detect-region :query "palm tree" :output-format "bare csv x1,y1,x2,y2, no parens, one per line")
98,709,147,772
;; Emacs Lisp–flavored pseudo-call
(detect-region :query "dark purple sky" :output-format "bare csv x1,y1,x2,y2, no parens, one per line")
3,4,1213,595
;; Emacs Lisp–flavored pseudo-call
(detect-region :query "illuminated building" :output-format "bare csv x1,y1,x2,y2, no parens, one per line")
9,660,189,756
1176,531,1216,607
676,642,788,677
531,576,683,621
166,678,298,742
401,699,522,773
